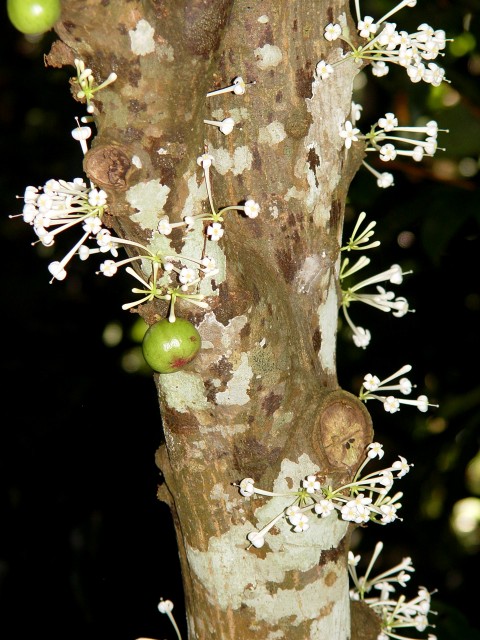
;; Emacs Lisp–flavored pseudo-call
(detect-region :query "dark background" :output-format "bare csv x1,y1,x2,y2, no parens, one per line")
1,1,479,639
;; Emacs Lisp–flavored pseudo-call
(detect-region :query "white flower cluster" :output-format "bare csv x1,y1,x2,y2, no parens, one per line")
157,153,259,243
340,213,411,349
15,171,109,283
74,58,117,114
359,364,439,414
340,106,447,187
317,0,449,86
349,541,437,640
238,442,411,549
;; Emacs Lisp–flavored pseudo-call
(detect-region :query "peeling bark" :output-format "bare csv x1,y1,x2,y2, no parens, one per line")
50,1,374,638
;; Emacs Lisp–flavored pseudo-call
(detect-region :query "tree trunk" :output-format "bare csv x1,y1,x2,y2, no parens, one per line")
49,1,374,637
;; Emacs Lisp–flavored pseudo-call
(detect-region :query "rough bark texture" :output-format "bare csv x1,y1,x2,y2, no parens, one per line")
50,1,377,638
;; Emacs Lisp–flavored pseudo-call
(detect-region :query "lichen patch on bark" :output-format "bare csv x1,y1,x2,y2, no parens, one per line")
126,179,171,229
129,19,156,56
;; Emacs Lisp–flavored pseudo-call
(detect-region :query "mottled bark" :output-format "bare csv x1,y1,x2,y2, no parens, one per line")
50,1,376,638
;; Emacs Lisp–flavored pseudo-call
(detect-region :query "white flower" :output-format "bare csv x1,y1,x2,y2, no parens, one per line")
348,551,361,566
380,504,398,523
247,531,265,548
206,222,224,241
378,112,398,131
158,218,173,235
244,199,260,218
393,456,411,477
200,256,217,274
314,499,335,518
340,120,360,149
316,60,334,80
363,374,380,391
352,101,363,122
352,326,371,349
324,23,342,41
48,261,67,281
371,61,390,77
293,513,310,532
379,143,397,161
179,267,196,285
239,478,255,497
303,475,321,494
367,442,384,459
377,172,395,188
358,16,377,38
384,395,400,413
286,505,302,525
99,260,118,277
88,188,107,207
197,153,214,169
158,599,174,614
206,76,247,97
204,117,235,135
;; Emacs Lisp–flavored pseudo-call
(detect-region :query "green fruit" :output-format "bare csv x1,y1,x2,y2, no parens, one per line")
142,318,201,374
7,0,61,35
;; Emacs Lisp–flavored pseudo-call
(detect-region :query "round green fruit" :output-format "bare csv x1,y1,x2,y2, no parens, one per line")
142,318,201,374
7,0,61,35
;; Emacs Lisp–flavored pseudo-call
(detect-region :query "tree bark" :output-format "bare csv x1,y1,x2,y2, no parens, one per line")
49,1,375,637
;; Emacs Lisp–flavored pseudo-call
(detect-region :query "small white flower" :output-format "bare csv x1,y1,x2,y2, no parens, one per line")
358,16,377,39
377,172,395,188
316,60,334,80
384,396,400,413
206,76,247,97
207,222,224,241
379,143,397,161
200,256,217,274
48,261,67,281
293,513,310,533
239,478,255,497
393,456,411,477
158,599,174,614
352,326,371,349
340,121,360,149
324,23,342,41
363,374,380,392
371,61,390,77
378,112,398,132
158,218,173,236
244,199,260,218
303,475,321,494
286,505,302,525
88,188,107,207
100,260,118,277
197,153,214,169
314,499,335,518
179,267,196,285
348,551,361,566
247,531,265,548
204,117,235,135
367,442,384,459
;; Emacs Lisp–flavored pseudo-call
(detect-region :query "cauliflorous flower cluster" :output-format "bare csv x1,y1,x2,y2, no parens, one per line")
157,153,259,243
340,111,446,163
349,542,437,640
317,0,449,86
237,442,411,549
340,212,412,349
359,364,439,414
73,58,117,113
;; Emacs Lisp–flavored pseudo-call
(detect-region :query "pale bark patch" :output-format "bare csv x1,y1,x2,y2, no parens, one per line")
129,19,155,55
126,179,170,229
254,44,283,69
